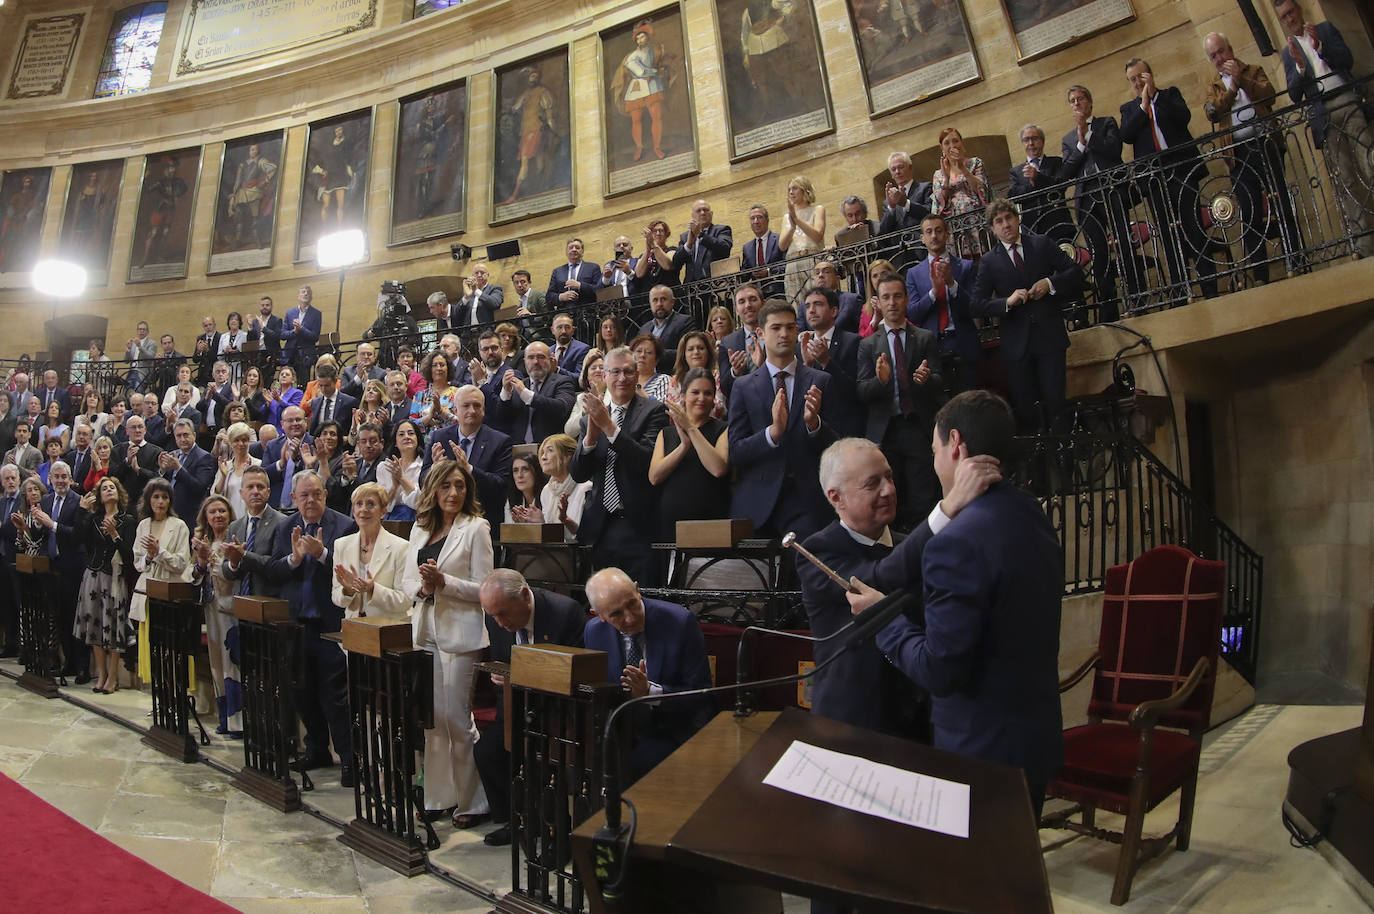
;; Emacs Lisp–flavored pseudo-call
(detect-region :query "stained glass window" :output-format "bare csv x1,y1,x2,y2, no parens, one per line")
414,0,463,19
94,3,167,99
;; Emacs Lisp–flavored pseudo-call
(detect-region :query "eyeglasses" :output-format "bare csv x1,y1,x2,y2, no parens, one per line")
605,368,635,377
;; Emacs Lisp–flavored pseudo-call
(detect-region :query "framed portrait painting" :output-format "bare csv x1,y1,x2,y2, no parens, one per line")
491,47,574,225
57,159,124,287
598,6,700,197
390,79,468,246
0,167,51,286
998,0,1135,63
128,147,202,284
296,108,374,263
710,0,834,162
844,0,981,117
209,130,285,275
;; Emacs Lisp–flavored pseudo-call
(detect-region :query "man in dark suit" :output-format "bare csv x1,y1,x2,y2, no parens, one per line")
1007,124,1076,244
222,466,286,598
467,331,517,419
194,316,220,386
857,274,945,531
633,285,695,372
717,283,765,400
671,199,734,282
511,269,552,344
549,313,590,380
570,347,668,584
36,370,72,423
383,370,413,434
282,285,323,376
801,259,863,335
1061,84,1135,319
877,151,933,234
452,262,504,331
248,295,284,366
799,287,863,439
202,361,237,432
148,334,186,403
422,386,511,521
340,342,387,400
836,194,882,244
40,461,88,681
260,471,357,784
547,238,603,307
262,405,314,510
728,299,836,543
850,391,1064,820
739,204,785,296
63,422,95,495
583,567,712,782
1275,0,1373,258
1119,58,1217,300
111,415,163,506
0,465,20,656
159,382,203,448
307,363,357,438
475,568,586,846
141,394,167,452
325,422,384,514
159,418,216,525
492,342,576,446
905,214,981,395
971,199,1082,433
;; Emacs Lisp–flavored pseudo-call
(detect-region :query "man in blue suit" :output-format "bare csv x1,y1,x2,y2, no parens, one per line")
550,313,590,380
971,199,1082,433
848,391,1064,820
632,285,696,372
261,471,357,784
877,151,932,234
306,363,357,438
728,299,836,542
717,283,765,401
1061,84,1134,319
40,461,88,681
451,262,504,331
422,386,512,522
36,370,73,423
905,214,981,395
1275,0,1373,258
159,418,216,525
739,204,785,296
262,405,314,510
583,567,712,782
800,260,863,335
547,238,603,307
281,285,323,377
799,287,863,439
492,342,577,446
465,331,518,418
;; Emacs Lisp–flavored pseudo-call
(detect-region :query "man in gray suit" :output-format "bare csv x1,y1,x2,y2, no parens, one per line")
125,321,158,392
511,269,552,344
221,465,286,598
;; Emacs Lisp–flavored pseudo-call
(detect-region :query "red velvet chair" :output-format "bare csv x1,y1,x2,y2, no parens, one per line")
1043,544,1226,905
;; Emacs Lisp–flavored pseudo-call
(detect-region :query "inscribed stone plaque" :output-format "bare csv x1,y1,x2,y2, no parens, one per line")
174,0,377,77
6,12,85,100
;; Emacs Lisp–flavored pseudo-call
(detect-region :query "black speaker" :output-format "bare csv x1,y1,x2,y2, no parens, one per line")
486,238,522,261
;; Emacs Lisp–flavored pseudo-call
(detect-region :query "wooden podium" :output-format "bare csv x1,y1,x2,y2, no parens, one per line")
572,708,1052,914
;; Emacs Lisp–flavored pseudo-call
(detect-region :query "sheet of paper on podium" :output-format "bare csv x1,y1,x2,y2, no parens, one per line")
762,740,971,838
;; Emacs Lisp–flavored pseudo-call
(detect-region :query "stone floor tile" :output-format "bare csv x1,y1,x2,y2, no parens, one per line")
212,838,363,899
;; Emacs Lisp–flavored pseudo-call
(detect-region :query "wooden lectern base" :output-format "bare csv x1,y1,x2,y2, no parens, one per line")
143,724,199,763
231,766,302,813
338,819,428,877
16,671,59,699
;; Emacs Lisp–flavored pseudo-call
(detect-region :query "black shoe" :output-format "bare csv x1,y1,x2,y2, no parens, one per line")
484,824,512,847
0,648,17,659
419,805,455,824
339,764,354,789
290,752,334,772
74,673,93,686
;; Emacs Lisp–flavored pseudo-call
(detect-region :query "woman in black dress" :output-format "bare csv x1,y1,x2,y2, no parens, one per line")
73,476,136,694
648,367,730,541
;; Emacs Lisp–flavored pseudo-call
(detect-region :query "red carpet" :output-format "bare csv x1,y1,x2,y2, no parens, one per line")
0,771,239,913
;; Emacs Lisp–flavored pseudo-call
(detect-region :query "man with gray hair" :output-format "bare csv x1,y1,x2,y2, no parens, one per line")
1007,123,1075,244
0,463,22,656
160,417,216,523
204,360,235,430
124,322,157,392
427,290,453,350
879,151,933,234
42,459,90,681
474,568,586,845
112,414,162,505
162,381,203,447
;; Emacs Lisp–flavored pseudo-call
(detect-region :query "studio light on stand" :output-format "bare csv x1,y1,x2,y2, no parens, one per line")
316,229,367,333
32,259,88,317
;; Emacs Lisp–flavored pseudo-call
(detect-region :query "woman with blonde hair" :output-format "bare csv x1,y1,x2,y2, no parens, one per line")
401,461,492,828
779,175,826,302
131,478,193,682
706,305,735,343
536,433,590,542
332,481,410,624
191,494,240,736
212,422,262,518
861,258,900,338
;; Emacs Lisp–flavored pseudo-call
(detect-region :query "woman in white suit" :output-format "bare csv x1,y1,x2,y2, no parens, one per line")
401,460,492,828
332,481,410,624
130,478,193,683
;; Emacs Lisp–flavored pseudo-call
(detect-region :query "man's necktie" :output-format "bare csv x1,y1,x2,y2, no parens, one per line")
459,437,473,461
49,494,63,557
239,516,258,595
300,522,319,618
624,632,644,670
756,238,765,265
931,259,949,332
516,628,530,646
775,370,788,398
603,404,625,513
324,398,333,423
1011,243,1025,271
1146,101,1162,151
889,329,913,417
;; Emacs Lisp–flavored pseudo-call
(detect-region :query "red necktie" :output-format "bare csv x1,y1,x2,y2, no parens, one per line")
931,259,949,332
1146,101,1162,151
757,238,765,266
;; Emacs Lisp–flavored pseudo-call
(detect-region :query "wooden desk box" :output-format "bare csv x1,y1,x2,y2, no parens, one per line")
234,596,291,624
511,645,606,696
146,579,198,602
493,305,523,323
14,554,50,574
240,339,261,353
501,523,565,544
676,519,754,548
342,618,413,657
381,520,413,540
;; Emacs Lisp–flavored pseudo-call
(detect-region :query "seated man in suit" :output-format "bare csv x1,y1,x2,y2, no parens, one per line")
728,299,836,542
671,199,734,282
308,363,357,438
718,283,765,400
492,342,577,446
878,151,933,234
260,471,358,785
971,199,1082,433
453,262,504,332
905,214,981,396
1007,124,1076,244
548,237,602,307
583,567,712,782
570,347,668,584
550,313,590,380
634,285,695,372
111,415,162,506
847,391,1064,820
422,386,511,522
474,568,586,846
858,273,945,532
159,418,216,525
739,204,785,296
222,466,286,598
325,422,384,513
41,461,89,681
799,287,863,439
